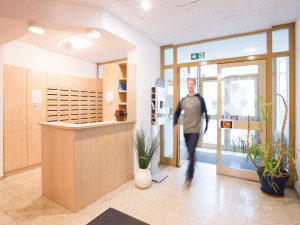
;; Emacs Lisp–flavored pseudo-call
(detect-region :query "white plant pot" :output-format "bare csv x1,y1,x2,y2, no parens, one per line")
134,168,152,189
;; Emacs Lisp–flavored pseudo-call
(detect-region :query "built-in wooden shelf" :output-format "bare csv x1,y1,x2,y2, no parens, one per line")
119,103,127,106
118,90,127,93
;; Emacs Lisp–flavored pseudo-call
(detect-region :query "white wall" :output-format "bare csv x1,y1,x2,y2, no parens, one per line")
0,46,3,177
102,11,161,172
295,17,300,194
3,40,97,78
102,11,160,125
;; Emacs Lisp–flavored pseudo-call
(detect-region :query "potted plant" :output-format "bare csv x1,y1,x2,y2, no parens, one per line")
114,109,127,121
133,125,159,189
246,94,298,196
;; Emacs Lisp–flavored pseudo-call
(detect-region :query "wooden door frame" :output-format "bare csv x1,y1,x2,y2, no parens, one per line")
160,23,295,170
216,59,267,181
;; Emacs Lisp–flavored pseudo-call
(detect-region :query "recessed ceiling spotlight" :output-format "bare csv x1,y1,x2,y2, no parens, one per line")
141,0,151,10
87,29,101,39
28,21,46,34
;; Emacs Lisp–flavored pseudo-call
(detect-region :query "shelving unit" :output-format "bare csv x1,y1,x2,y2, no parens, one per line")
118,63,127,111
151,86,166,125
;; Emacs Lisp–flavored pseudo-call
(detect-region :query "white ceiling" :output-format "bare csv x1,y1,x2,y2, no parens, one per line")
55,0,300,45
0,18,135,63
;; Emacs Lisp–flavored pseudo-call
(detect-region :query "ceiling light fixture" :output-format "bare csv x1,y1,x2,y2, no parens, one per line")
87,29,101,39
68,36,90,50
141,0,151,10
28,21,46,34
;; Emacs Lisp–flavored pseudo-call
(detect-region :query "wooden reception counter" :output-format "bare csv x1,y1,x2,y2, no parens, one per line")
39,121,135,212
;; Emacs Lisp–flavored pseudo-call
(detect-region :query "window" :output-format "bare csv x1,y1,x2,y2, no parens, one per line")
164,48,173,65
177,33,267,64
272,29,289,53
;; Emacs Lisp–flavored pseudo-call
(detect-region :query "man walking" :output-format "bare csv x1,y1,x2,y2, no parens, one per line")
173,78,208,189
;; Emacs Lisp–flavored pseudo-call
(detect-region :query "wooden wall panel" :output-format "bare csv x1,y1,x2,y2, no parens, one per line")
59,74,72,89
27,69,47,129
3,65,103,174
103,63,122,121
3,65,27,132
42,127,76,211
4,130,27,172
97,79,102,92
46,72,59,87
28,128,41,166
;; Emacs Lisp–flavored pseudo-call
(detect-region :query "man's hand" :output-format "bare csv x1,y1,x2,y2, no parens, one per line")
173,124,178,134
204,129,207,135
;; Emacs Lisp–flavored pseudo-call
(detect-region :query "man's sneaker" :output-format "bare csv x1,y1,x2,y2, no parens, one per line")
183,178,192,190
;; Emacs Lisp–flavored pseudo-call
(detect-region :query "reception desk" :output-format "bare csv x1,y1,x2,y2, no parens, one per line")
39,121,135,212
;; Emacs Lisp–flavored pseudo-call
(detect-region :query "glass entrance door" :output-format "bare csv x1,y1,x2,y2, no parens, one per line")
177,65,218,167
217,60,266,181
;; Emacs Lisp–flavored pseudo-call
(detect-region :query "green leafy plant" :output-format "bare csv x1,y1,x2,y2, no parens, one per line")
134,125,160,169
246,94,298,193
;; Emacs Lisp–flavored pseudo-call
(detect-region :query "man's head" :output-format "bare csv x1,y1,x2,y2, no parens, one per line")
187,78,196,93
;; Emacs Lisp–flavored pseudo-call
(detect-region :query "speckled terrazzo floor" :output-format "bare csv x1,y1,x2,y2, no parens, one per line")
0,162,300,225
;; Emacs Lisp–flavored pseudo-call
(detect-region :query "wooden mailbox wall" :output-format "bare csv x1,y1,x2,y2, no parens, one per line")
3,65,102,175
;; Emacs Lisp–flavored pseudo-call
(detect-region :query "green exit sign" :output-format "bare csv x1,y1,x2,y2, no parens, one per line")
191,52,205,60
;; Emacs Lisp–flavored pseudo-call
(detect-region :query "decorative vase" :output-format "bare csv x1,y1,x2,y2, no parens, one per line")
257,169,290,197
134,168,152,189
116,116,125,121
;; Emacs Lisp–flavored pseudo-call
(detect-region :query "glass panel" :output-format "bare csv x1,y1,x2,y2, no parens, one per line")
221,64,261,122
196,119,223,165
272,29,289,53
179,124,188,163
200,64,217,77
189,66,197,78
164,48,173,65
222,78,259,121
177,33,267,64
221,65,259,77
179,67,188,100
273,56,289,145
202,119,218,145
202,81,217,115
98,65,103,79
221,129,261,171
163,68,173,158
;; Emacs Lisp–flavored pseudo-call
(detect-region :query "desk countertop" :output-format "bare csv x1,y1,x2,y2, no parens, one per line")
39,120,136,130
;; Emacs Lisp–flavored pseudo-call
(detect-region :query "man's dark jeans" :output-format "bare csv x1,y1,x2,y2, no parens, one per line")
184,133,200,180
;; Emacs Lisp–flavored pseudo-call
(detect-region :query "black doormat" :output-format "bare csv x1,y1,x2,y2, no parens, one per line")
87,208,150,225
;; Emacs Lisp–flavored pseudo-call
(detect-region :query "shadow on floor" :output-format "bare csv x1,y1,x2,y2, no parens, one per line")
10,196,72,222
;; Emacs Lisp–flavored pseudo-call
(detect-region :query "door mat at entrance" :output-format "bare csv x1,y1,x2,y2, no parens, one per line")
87,208,150,225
